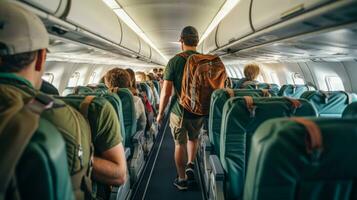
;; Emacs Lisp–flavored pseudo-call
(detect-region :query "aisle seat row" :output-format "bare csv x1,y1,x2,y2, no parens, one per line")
199,86,357,200
56,81,161,199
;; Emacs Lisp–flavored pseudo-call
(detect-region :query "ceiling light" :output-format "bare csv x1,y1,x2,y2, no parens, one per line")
198,0,241,45
101,0,168,62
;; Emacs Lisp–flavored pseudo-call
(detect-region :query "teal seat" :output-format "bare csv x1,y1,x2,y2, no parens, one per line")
343,102,357,118
242,83,280,96
139,83,154,107
219,97,317,199
244,117,357,200
208,89,272,155
62,86,94,96
112,88,137,149
230,78,241,89
82,93,127,147
278,84,315,98
152,80,160,96
301,91,357,117
17,118,73,200
87,84,108,94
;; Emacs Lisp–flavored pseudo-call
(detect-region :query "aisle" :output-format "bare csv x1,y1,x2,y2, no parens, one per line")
132,120,204,200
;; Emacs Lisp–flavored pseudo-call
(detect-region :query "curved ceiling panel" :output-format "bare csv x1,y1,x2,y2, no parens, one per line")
115,0,225,58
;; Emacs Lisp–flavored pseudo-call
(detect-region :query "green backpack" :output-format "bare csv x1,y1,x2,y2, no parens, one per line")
0,92,74,200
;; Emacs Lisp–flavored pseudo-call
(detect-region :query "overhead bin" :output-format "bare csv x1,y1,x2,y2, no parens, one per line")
66,0,122,45
151,50,164,65
251,0,331,31
20,0,68,16
139,38,151,59
120,21,141,53
216,0,253,48
202,27,218,54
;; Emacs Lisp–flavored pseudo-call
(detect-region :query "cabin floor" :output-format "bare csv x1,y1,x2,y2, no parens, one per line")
132,118,205,200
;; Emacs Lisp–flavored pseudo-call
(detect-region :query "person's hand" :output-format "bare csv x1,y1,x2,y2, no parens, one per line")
156,113,164,125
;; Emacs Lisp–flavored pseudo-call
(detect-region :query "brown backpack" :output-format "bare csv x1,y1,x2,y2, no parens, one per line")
178,53,228,116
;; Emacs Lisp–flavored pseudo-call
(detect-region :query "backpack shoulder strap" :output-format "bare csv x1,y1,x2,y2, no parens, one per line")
177,52,190,60
0,94,54,199
79,96,96,119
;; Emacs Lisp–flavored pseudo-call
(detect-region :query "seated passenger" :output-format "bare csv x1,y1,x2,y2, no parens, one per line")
0,4,127,199
125,68,140,95
105,68,147,133
0,3,93,199
238,63,261,88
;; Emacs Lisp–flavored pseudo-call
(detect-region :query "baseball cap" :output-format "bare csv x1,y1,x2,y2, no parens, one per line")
0,1,49,56
180,26,199,40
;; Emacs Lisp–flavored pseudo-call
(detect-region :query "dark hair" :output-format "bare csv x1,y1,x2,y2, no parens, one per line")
181,36,199,47
105,68,131,89
125,68,136,88
0,51,37,72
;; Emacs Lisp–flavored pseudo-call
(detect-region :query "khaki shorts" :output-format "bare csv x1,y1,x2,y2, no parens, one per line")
169,113,204,145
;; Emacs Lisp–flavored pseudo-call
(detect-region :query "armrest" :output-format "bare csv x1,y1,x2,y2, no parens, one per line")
209,155,224,181
132,130,144,144
124,148,131,160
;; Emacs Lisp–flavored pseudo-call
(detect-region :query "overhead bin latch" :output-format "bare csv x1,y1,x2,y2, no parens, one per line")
50,25,68,35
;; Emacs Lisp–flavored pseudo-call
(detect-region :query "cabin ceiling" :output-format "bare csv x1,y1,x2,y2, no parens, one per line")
115,0,225,58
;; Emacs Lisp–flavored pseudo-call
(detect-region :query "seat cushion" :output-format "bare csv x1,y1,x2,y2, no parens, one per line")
220,97,317,199
244,117,357,200
301,91,357,117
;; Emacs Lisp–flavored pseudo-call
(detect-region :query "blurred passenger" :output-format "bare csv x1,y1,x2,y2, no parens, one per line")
125,68,139,95
105,68,147,133
238,63,261,88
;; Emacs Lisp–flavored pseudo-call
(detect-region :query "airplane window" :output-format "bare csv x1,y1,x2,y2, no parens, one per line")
292,72,305,85
42,73,54,84
270,72,280,85
257,75,264,82
326,76,345,91
235,68,243,78
225,67,234,77
88,72,97,84
67,72,80,87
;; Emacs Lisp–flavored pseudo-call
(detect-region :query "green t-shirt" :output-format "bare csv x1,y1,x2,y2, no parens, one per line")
164,50,201,118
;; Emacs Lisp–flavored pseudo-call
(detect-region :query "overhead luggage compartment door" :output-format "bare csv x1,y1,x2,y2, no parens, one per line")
202,26,218,54
120,21,141,53
216,0,253,48
66,0,122,45
139,38,152,59
21,0,67,15
251,0,333,31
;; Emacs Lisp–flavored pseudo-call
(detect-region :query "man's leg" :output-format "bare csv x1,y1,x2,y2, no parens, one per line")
187,138,199,164
175,143,187,179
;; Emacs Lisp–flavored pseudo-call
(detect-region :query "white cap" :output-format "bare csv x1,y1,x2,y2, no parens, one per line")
0,1,49,55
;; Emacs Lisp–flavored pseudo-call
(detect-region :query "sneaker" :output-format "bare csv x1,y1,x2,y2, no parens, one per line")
173,178,188,191
185,162,195,182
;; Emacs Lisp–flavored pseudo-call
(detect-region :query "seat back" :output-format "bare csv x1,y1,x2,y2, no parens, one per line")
17,118,73,200
244,117,357,200
87,84,108,94
301,91,357,117
243,83,280,96
278,84,315,98
209,89,272,155
138,82,154,107
343,102,357,119
152,80,160,96
112,88,137,148
230,78,241,89
83,92,127,147
220,97,317,199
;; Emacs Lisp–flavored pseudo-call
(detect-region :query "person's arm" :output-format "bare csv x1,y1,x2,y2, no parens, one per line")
92,143,127,185
91,103,127,186
156,80,173,124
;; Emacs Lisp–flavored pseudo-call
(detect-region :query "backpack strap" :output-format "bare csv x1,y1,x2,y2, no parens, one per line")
79,96,96,119
243,96,256,118
285,97,301,115
0,94,53,199
290,118,323,155
318,91,330,104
